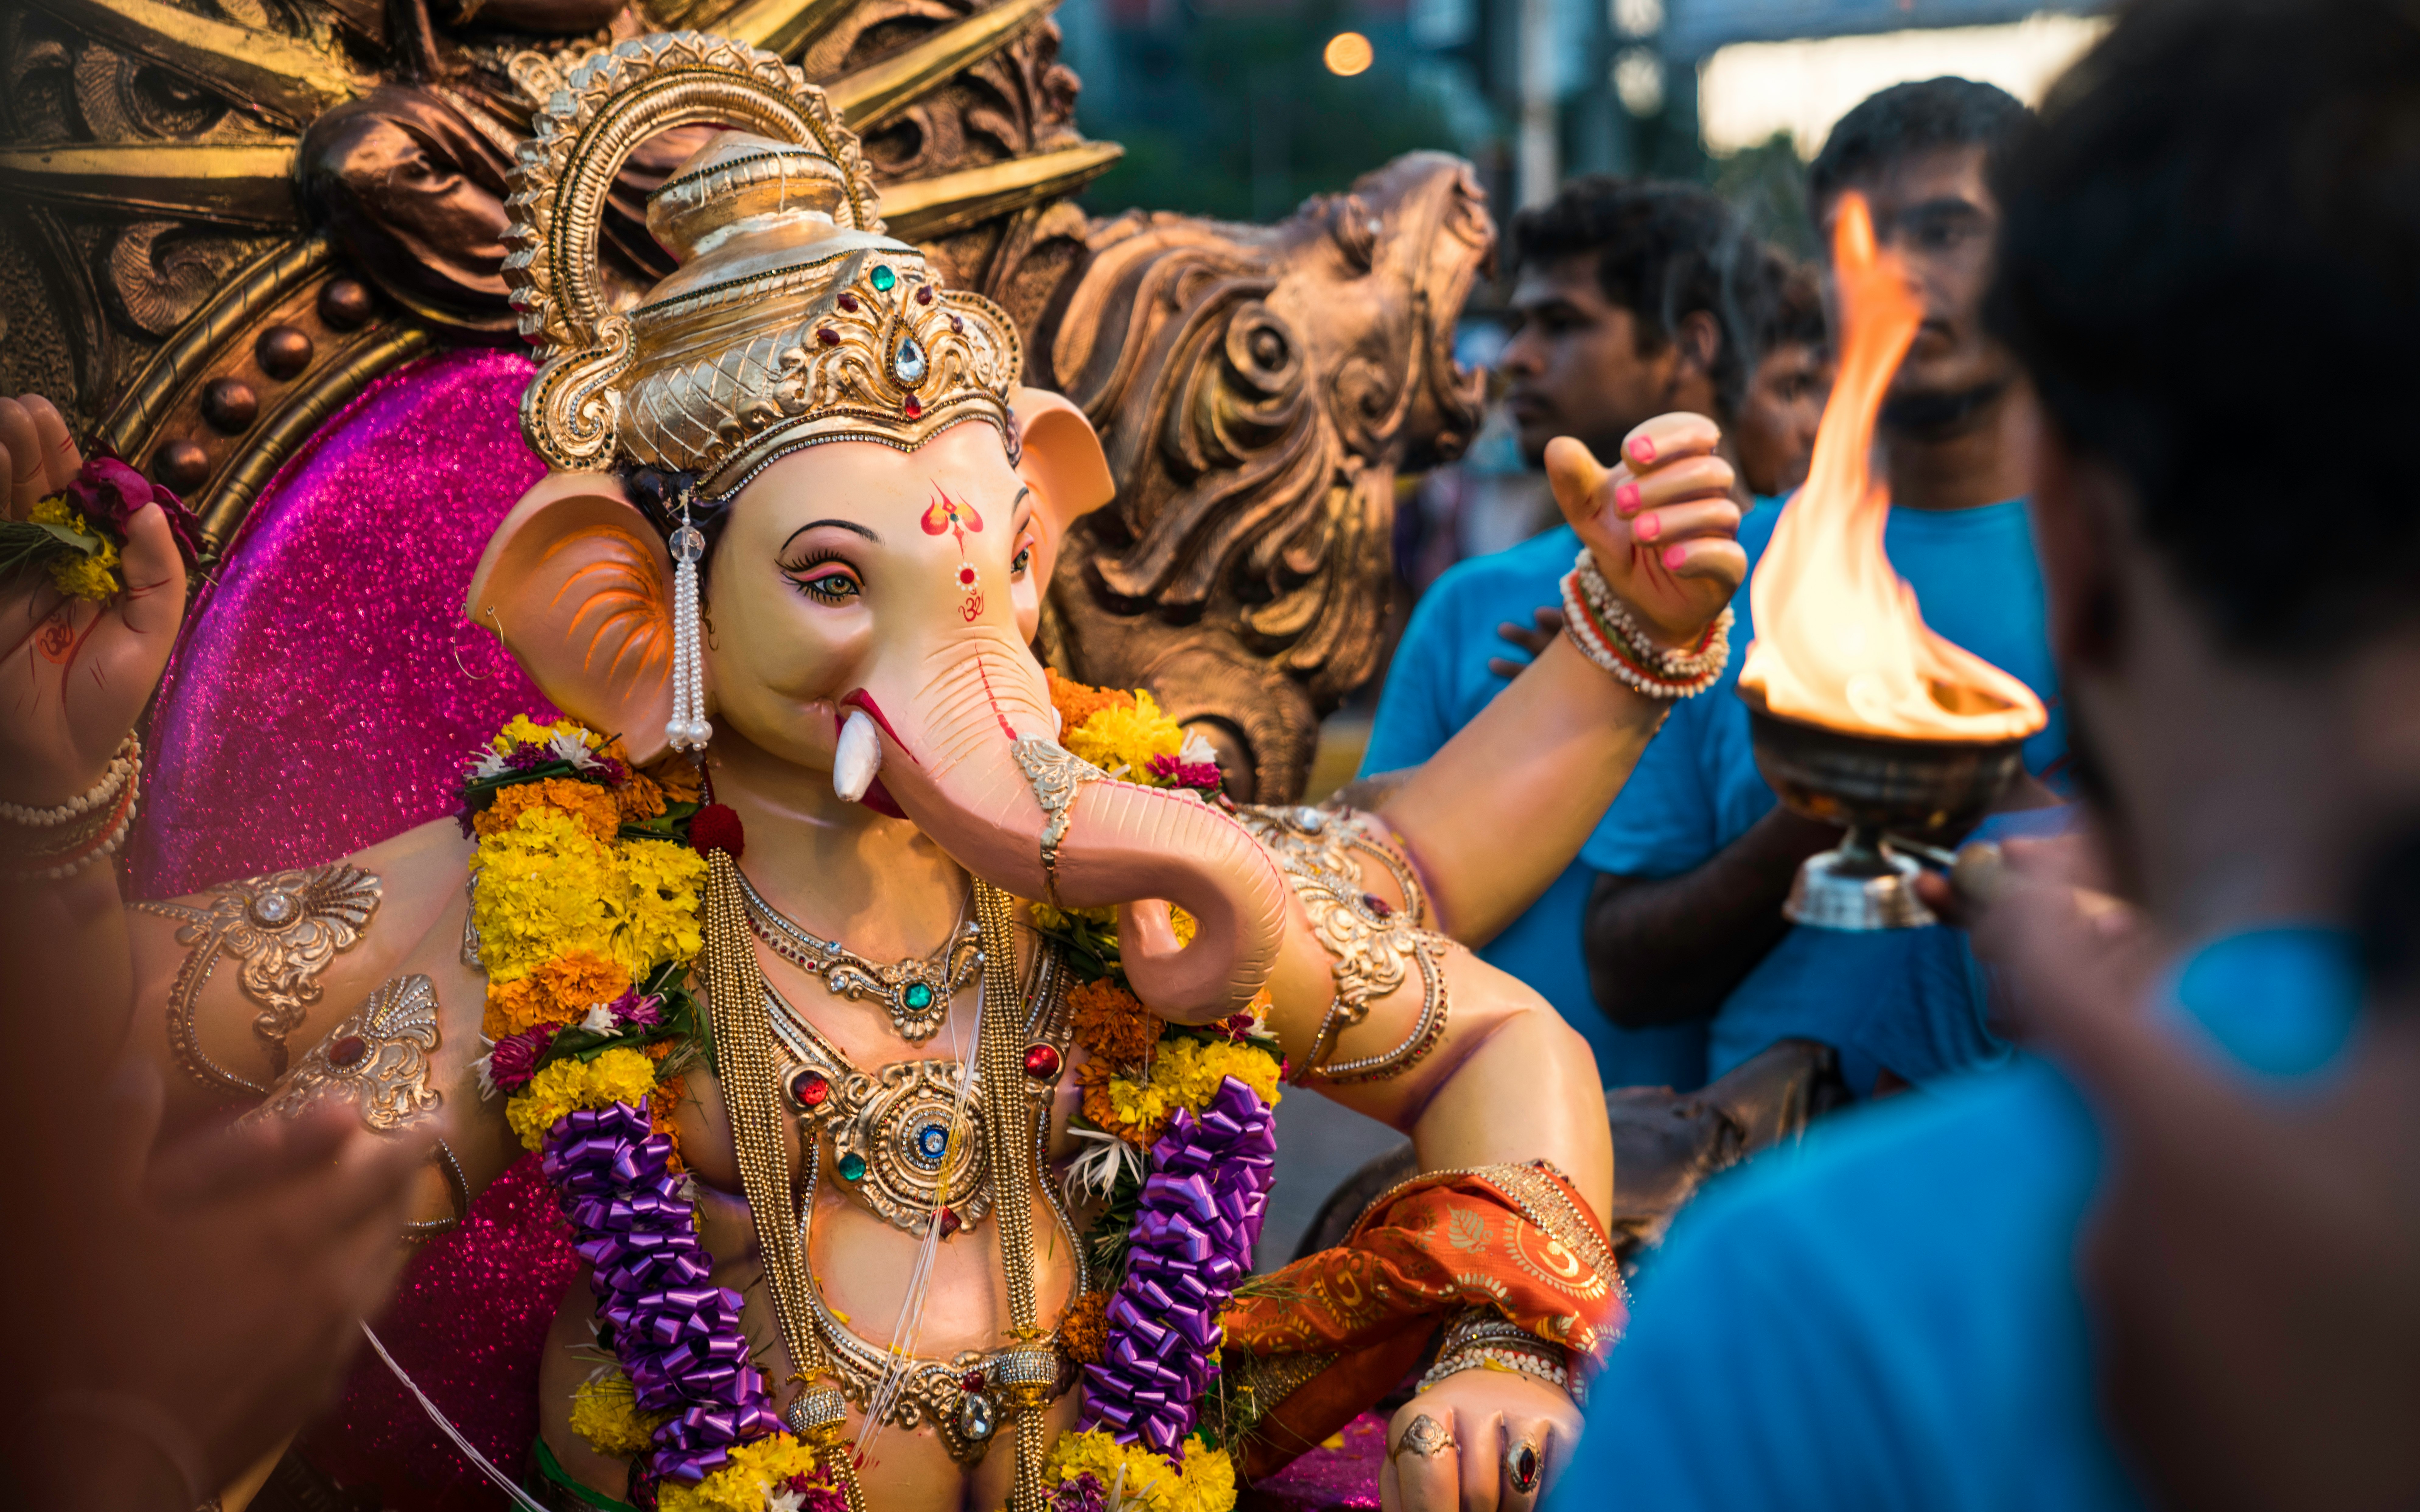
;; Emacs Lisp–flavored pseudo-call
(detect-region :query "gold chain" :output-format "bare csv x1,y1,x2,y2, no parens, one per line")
972,878,1052,1512
700,850,866,1511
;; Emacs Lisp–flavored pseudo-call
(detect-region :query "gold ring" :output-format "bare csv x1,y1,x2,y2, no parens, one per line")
1389,1413,1457,1464
1504,1438,1543,1494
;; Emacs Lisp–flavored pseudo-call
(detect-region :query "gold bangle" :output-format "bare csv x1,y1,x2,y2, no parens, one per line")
1011,736,1105,908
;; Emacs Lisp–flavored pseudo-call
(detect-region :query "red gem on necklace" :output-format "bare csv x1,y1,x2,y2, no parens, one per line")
960,1369,987,1393
328,1034,367,1067
1022,1043,1062,1079
789,1069,831,1110
938,1206,962,1238
1362,892,1394,918
903,394,923,420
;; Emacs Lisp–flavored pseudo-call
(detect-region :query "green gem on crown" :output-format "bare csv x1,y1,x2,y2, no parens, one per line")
903,982,935,1011
838,1152,868,1182
870,265,897,292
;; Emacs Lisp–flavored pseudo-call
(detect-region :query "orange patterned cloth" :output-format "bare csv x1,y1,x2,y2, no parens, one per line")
1222,1162,1626,1481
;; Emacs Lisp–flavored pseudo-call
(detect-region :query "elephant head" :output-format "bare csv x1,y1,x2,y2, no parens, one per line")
463,394,1287,1022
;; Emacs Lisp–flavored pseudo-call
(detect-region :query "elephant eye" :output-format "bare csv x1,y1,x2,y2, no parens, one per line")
781,552,862,604
1010,543,1033,577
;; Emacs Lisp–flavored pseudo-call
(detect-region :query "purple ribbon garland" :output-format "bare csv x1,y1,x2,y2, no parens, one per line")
542,1099,785,1486
1079,1074,1277,1460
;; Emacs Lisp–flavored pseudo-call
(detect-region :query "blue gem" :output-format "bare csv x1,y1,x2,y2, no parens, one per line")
894,335,928,386
903,982,934,1011
869,264,897,292
916,1122,950,1162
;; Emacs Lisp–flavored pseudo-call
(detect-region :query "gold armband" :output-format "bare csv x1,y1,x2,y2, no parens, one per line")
1234,804,1449,1082
134,863,382,1096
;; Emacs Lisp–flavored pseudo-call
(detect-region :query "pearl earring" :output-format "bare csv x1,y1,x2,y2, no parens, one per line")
666,493,712,754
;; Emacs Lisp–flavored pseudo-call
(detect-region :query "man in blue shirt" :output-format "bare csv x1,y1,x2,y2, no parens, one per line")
1551,2,2420,1503
1582,78,2064,1096
1361,179,1784,1090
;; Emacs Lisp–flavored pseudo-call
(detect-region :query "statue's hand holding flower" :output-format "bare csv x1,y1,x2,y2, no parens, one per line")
1545,411,1749,651
0,393,193,809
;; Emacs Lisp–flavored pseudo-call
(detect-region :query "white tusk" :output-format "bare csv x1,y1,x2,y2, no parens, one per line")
833,709,883,803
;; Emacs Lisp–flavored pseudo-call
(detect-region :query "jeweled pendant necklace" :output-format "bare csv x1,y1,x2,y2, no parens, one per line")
734,866,979,1042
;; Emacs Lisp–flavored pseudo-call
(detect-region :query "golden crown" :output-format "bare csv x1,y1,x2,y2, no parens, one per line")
502,32,1024,494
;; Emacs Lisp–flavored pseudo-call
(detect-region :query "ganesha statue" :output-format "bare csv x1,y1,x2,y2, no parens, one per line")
0,34,1748,1512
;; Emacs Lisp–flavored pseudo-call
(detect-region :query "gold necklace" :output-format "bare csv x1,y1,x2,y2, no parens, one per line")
736,866,979,1042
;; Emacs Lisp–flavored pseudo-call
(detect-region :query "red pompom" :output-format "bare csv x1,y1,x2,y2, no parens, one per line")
689,803,745,858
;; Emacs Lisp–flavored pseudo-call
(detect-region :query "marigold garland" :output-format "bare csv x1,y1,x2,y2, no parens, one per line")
569,1368,665,1458
655,1434,838,1512
1068,979,1161,1068
505,1045,663,1151
484,951,632,1040
1045,1430,1236,1512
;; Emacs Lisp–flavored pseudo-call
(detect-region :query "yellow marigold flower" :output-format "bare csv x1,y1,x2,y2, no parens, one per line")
1064,688,1184,780
494,715,598,754
621,838,706,970
1045,669,1137,733
472,807,622,982
1046,1429,1236,1512
1170,905,1196,947
32,501,121,602
475,778,621,842
567,1368,663,1458
483,950,631,1040
1156,1036,1283,1111
656,1433,822,1512
505,1046,662,1150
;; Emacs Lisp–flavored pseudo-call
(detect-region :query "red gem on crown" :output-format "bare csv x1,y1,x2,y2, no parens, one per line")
903,395,923,420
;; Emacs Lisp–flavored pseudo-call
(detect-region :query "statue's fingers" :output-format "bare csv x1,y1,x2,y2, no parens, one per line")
1611,454,1734,519
0,399,44,520
1653,536,1750,587
1496,1415,1555,1512
18,395,80,499
1618,411,1723,471
1629,498,1741,551
1394,1442,1461,1512
111,497,188,641
1456,1410,1505,1512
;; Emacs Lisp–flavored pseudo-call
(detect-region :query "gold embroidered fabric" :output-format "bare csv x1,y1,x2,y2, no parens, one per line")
135,863,383,1095
240,973,444,1133
1233,804,1449,1082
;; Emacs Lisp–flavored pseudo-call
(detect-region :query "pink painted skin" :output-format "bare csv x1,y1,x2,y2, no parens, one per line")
1663,544,1689,570
1634,512,1663,542
1614,481,1641,515
1629,434,1657,464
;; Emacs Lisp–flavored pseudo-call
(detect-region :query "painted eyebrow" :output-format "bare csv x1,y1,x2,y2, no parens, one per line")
779,518,882,552
1010,485,1032,518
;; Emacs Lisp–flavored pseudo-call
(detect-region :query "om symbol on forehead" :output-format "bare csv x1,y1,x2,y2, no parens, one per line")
922,489,986,620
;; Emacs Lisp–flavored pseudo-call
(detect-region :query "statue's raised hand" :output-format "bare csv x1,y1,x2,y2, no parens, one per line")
1545,413,1749,649
0,395,188,807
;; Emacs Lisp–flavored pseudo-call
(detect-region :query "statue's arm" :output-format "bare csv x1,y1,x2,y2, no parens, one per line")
1369,414,1750,947
126,820,518,1215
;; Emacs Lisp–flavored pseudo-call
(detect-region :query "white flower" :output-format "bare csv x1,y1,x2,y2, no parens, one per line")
472,1042,498,1100
468,750,509,780
1178,728,1219,767
551,730,599,769
767,1488,805,1512
581,1001,620,1033
1063,1126,1143,1204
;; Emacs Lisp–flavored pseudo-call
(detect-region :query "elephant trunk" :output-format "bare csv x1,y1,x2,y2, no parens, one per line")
855,643,1289,1023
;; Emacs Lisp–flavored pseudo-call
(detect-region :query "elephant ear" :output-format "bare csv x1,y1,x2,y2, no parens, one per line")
1011,385,1113,591
465,472,677,762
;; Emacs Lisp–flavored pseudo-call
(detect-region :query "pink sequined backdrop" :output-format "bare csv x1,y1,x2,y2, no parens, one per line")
131,345,581,1511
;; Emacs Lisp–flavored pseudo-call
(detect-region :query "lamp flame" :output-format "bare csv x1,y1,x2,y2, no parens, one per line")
1737,193,2047,744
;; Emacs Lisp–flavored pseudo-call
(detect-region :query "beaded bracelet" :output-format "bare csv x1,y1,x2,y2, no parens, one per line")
1559,549,1732,699
1418,1310,1583,1405
1,734,142,880
0,732,139,827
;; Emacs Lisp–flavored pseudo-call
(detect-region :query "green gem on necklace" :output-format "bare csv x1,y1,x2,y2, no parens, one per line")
838,1152,869,1182
870,265,897,293
903,982,935,1011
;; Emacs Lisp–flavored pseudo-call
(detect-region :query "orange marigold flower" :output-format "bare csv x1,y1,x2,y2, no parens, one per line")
649,1070,688,1174
645,754,704,804
475,778,621,842
616,770,668,824
1076,1058,1163,1146
484,950,633,1039
1068,978,1161,1068
1055,1289,1111,1365
1045,668,1135,734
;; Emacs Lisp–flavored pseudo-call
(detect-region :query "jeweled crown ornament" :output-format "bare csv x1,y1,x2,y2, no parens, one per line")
502,32,1024,495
